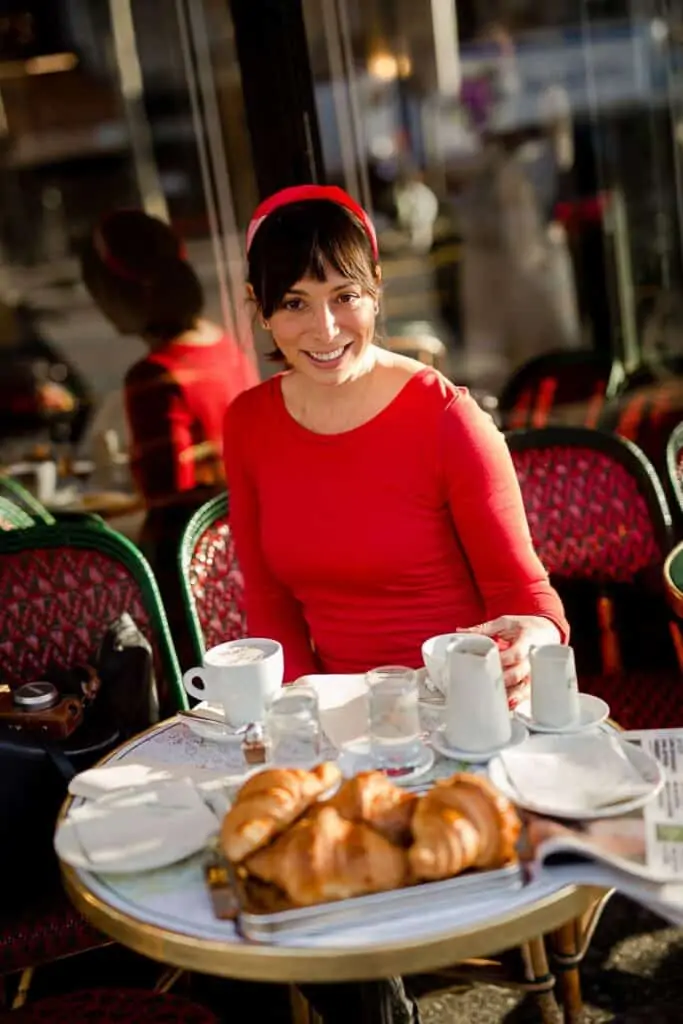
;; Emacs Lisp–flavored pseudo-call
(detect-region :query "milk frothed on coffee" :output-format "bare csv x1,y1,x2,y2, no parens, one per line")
209,646,266,667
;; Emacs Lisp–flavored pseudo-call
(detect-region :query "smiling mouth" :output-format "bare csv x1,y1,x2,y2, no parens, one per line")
305,343,352,365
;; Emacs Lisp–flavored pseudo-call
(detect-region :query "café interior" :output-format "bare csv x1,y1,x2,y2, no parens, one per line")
2,1,683,1022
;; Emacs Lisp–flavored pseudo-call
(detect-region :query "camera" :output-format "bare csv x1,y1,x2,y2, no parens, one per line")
0,682,84,741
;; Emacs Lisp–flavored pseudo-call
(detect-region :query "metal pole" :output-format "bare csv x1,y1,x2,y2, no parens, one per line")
109,0,168,221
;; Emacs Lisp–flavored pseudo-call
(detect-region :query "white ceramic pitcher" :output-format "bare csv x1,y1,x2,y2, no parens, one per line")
445,634,512,752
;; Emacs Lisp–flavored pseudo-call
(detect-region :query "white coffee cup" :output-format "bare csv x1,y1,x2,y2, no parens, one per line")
530,644,580,729
183,638,283,727
444,634,512,752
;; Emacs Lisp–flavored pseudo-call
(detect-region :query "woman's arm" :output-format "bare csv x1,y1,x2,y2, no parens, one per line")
441,391,569,641
223,400,320,682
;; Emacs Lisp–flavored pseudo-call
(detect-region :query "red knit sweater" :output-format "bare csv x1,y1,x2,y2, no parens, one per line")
223,368,568,682
125,334,259,507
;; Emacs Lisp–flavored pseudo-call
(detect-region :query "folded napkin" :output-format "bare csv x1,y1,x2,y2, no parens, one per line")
69,759,248,817
499,733,653,814
56,780,218,873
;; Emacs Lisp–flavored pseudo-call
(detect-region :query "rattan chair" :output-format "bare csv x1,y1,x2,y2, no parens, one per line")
178,494,245,661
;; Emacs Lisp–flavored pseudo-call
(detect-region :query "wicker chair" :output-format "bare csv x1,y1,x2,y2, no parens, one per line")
0,497,35,530
0,476,55,524
0,518,185,1007
0,988,219,1022
499,349,625,431
178,494,245,661
508,426,677,728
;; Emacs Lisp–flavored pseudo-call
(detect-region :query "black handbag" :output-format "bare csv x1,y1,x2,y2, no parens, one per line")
0,613,158,902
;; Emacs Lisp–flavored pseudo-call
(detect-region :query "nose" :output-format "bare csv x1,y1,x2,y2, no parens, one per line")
311,302,339,342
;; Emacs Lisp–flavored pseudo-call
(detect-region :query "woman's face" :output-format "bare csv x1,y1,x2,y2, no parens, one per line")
268,266,377,385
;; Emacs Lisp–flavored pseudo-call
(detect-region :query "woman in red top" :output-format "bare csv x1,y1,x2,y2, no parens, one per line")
82,209,258,511
224,186,568,705
82,209,258,664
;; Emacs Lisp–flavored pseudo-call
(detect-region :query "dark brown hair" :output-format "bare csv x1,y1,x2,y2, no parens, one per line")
247,200,380,361
81,210,204,342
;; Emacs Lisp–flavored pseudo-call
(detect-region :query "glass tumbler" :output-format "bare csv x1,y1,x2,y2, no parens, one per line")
367,666,422,769
265,685,322,767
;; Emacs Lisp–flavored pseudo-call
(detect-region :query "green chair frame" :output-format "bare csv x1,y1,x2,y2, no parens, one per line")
0,496,35,530
0,517,185,710
0,475,56,524
179,493,241,661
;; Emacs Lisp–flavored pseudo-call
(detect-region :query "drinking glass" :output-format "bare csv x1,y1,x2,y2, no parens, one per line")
265,686,322,767
367,666,422,769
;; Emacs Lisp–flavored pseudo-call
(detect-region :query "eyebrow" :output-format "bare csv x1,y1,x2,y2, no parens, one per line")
284,282,357,297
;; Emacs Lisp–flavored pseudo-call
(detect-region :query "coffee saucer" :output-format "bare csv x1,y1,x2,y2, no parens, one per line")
513,694,610,734
337,740,435,787
179,703,246,744
431,719,528,764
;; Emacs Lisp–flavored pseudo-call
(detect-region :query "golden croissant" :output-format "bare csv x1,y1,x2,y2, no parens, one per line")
221,762,341,863
409,773,521,882
246,805,409,905
326,771,418,845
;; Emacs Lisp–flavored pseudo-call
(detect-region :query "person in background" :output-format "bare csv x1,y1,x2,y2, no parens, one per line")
82,209,259,662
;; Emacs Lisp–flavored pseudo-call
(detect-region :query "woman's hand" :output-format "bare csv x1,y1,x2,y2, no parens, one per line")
463,615,562,708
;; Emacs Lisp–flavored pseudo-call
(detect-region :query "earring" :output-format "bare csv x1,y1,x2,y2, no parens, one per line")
261,319,271,331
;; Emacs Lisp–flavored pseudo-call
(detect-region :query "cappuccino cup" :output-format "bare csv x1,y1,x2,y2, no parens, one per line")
530,644,580,729
183,638,283,727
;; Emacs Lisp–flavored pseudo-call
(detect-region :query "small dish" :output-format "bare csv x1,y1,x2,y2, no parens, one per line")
337,740,435,786
489,734,664,820
431,718,528,764
180,703,245,744
514,693,610,734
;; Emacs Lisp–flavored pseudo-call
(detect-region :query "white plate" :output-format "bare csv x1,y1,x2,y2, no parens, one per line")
431,718,529,764
180,703,245,744
337,739,435,786
489,735,664,820
55,783,219,874
514,693,610,734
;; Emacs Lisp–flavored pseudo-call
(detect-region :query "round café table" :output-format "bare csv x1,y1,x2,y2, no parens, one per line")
58,689,603,1020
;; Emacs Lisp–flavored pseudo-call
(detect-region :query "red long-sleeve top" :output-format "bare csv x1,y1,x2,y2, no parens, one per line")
224,368,568,682
125,334,259,507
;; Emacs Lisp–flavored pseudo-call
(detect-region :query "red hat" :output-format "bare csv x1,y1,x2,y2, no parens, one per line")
246,185,379,261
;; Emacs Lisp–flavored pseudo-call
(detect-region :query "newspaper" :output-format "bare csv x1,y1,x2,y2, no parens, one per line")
621,729,683,880
527,728,683,924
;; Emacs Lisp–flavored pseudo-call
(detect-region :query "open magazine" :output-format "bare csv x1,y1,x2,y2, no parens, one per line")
526,729,683,924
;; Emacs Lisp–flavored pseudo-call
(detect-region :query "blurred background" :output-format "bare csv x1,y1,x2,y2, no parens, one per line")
2,0,683,501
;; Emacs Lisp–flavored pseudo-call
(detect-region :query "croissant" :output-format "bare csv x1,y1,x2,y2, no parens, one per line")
326,771,418,845
221,762,341,863
246,806,409,906
409,773,520,882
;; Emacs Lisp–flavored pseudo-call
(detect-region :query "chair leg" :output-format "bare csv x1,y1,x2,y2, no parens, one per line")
552,921,584,1024
521,937,562,1024
11,967,34,1010
154,967,185,994
289,985,321,1024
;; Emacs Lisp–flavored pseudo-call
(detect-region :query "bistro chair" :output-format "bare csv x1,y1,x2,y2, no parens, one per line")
0,476,55,525
508,425,677,729
0,517,185,1007
0,987,219,1023
178,493,245,661
0,497,35,530
599,373,683,487
498,349,625,431
665,420,683,527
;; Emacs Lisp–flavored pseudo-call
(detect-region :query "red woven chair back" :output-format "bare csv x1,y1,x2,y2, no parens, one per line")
188,515,245,652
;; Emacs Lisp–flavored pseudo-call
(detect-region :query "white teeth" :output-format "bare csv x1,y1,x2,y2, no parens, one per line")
308,347,345,362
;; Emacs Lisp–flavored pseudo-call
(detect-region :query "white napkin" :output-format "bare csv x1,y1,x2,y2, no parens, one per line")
56,780,218,873
69,758,245,817
499,733,653,813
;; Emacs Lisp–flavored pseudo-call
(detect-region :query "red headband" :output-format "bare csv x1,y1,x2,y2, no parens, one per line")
93,211,187,285
246,185,379,261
